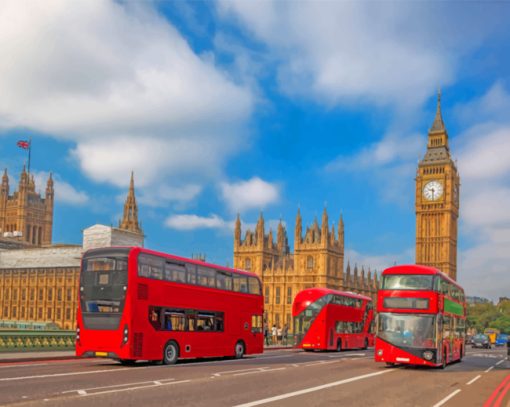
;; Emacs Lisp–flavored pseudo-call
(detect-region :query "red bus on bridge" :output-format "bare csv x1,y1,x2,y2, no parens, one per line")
76,247,264,364
375,265,466,368
292,288,374,351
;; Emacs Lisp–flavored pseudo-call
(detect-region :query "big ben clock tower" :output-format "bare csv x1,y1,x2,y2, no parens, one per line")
416,91,460,280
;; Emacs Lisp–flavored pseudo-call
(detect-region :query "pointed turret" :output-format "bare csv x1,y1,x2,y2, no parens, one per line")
321,207,329,245
430,89,445,133
1,169,8,195
19,165,28,189
119,172,143,235
338,214,344,250
256,212,264,247
234,213,241,247
277,219,288,254
295,208,302,245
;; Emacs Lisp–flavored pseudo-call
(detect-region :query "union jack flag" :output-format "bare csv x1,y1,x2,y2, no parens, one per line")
17,140,30,150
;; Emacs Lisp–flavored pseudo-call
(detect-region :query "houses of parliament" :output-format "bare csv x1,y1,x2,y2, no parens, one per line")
0,91,459,331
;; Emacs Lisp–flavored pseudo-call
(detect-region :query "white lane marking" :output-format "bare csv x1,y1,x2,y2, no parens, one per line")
234,367,287,376
78,379,191,397
77,390,87,396
0,363,48,369
62,378,176,394
496,359,505,366
213,367,270,377
432,389,461,407
233,369,395,407
0,367,135,382
303,360,340,367
153,381,162,385
485,366,494,373
466,375,481,385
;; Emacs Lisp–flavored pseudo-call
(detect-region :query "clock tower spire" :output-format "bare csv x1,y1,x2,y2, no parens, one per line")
415,91,460,280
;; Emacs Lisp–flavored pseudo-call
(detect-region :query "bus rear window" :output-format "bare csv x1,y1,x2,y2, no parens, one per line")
382,275,433,290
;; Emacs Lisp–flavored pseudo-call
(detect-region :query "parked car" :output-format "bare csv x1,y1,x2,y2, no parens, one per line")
472,334,491,349
495,333,509,347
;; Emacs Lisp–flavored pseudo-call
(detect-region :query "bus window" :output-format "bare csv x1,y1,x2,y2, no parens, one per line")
197,266,215,288
233,275,248,293
216,271,232,291
165,262,186,283
186,264,197,285
248,277,261,295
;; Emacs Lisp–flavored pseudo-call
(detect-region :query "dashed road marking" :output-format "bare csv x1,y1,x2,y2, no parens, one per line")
432,389,461,407
466,375,481,385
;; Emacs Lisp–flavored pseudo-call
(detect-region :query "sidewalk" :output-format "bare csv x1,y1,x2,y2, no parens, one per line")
0,345,293,363
0,350,76,363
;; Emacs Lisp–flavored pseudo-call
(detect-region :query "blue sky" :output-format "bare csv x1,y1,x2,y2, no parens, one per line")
1,1,510,300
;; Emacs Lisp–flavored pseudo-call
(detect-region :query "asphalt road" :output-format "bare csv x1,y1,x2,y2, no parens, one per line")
0,347,508,407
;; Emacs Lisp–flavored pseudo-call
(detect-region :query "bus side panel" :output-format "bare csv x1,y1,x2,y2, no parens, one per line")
327,305,363,350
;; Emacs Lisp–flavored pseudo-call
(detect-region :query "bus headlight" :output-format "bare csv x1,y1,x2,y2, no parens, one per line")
122,324,129,345
423,351,433,361
377,349,383,356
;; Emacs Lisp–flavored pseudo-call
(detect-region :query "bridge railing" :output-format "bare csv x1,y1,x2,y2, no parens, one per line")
0,330,75,352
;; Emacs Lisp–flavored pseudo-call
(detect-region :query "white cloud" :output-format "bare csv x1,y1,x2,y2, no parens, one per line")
0,1,253,187
165,214,231,231
217,1,500,110
32,171,89,205
326,132,424,172
453,83,510,300
220,177,280,212
138,184,202,208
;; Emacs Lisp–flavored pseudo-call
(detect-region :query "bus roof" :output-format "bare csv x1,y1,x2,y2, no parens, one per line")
296,287,372,302
82,246,261,281
382,264,462,290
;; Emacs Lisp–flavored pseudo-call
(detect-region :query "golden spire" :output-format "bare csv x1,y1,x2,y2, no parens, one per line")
119,171,142,234
430,88,445,133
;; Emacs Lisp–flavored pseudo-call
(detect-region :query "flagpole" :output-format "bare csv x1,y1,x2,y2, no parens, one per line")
28,138,32,174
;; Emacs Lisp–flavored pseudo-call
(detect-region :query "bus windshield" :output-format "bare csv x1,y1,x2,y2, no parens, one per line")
80,251,129,330
378,313,435,348
294,294,331,344
382,274,434,290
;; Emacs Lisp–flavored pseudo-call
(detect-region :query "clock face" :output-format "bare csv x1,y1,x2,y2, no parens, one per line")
423,180,443,201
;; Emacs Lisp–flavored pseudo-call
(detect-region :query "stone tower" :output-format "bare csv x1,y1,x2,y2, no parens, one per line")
415,91,460,280
0,167,54,246
119,172,143,235
294,208,344,289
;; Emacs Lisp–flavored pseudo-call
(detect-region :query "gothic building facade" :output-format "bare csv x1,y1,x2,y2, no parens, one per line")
0,172,143,329
233,209,378,329
416,92,460,280
0,167,54,246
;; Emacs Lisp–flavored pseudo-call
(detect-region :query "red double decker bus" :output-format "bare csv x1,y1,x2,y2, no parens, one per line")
375,265,466,368
76,247,264,364
293,288,374,351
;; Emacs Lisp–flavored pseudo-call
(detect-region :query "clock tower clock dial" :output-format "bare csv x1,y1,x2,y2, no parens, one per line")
423,180,443,201
415,91,460,281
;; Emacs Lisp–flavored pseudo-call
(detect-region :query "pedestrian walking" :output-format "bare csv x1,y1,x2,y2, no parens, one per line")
264,323,270,346
277,326,282,344
271,324,277,345
282,324,289,346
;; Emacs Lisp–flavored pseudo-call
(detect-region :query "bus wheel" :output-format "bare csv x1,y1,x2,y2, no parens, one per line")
235,341,245,359
336,340,342,352
363,338,368,350
119,359,136,366
163,341,179,365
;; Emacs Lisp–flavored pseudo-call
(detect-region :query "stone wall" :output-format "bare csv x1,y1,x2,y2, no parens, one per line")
0,246,82,268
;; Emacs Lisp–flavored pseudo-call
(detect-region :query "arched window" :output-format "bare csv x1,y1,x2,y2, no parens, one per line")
244,258,252,271
307,256,314,270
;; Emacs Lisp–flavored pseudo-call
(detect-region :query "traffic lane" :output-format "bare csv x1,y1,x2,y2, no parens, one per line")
0,349,370,405
268,350,508,407
6,351,376,406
